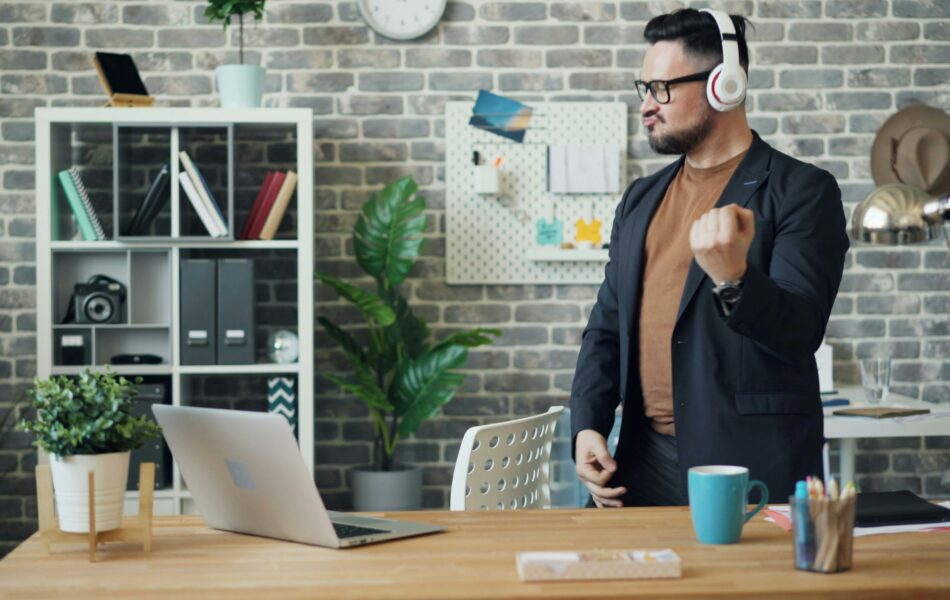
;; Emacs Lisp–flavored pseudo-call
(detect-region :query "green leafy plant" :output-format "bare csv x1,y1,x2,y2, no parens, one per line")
17,369,162,457
205,0,266,65
317,177,500,471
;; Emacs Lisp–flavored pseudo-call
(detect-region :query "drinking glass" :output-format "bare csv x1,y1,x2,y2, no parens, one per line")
860,358,890,405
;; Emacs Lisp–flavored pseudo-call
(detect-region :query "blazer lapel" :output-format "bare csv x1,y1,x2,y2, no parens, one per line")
675,133,773,326
620,158,683,335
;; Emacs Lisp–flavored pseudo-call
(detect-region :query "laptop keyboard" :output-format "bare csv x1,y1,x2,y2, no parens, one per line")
333,522,390,539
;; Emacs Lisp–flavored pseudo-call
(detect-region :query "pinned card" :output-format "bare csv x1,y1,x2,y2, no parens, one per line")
469,90,533,143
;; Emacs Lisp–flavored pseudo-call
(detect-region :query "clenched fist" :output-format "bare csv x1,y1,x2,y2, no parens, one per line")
689,204,755,284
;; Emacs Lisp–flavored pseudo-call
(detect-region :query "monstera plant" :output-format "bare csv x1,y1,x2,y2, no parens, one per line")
316,176,499,510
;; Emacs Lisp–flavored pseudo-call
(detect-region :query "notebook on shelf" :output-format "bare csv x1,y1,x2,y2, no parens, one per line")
245,171,286,239
257,171,298,240
57,167,106,241
239,171,276,240
179,150,228,237
179,171,226,238
124,163,170,236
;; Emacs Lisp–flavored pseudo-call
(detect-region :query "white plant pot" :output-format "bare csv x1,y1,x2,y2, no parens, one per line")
215,64,265,108
49,451,130,533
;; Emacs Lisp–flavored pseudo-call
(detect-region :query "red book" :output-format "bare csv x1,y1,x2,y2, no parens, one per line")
240,171,275,240
247,171,286,240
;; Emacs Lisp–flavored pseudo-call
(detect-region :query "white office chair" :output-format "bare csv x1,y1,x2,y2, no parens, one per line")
450,406,565,511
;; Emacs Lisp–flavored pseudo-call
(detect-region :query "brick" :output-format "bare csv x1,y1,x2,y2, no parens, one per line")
303,27,369,45
856,453,889,474
855,22,920,41
442,395,509,416
890,319,950,338
265,49,333,70
891,45,950,64
569,72,637,91
0,4,45,22
788,23,852,42
515,304,580,323
618,2,668,21
825,92,892,110
480,3,546,21
492,327,548,346
337,96,402,116
444,304,510,323
407,49,471,68
924,296,950,314
823,45,886,65
781,115,845,135
443,26,509,45
855,250,920,269
465,350,510,370
858,476,921,494
894,0,950,17
825,318,885,338
922,385,950,403
552,3,616,21
445,3,476,21
477,49,541,68
362,118,428,139
923,341,950,359
485,373,549,392
339,49,400,69
410,141,444,161
897,90,950,109
758,1,821,18
8,217,34,237
773,138,823,156
779,69,842,89
831,296,853,315
893,362,943,382
287,73,353,93
753,45,817,65
826,0,887,18
158,28,224,48
13,26,79,47
747,116,778,135
829,136,873,157
339,142,408,162
513,350,579,370
857,295,920,315
848,114,887,134
515,25,579,45
366,165,433,186
747,69,774,90
359,72,424,92
547,49,612,68
87,27,156,47
915,68,950,87
585,25,644,45
237,27,299,47
757,93,820,112
924,22,949,40
899,273,950,292
266,4,333,23
847,67,910,88
500,73,562,91
429,72,493,91
123,5,189,25
146,76,212,95
313,118,359,139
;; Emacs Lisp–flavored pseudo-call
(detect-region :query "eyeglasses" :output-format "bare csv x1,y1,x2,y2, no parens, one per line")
634,71,712,104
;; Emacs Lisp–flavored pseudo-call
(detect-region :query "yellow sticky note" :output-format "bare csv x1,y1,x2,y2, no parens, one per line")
575,218,602,246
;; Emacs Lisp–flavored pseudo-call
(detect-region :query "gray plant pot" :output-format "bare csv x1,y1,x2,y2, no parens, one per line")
349,464,422,511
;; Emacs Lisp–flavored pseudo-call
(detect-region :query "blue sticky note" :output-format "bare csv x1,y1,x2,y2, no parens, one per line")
536,218,563,246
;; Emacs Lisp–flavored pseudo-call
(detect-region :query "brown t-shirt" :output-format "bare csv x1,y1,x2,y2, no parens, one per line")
638,150,747,436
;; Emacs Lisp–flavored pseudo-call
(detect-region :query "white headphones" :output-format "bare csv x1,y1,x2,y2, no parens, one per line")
699,8,747,112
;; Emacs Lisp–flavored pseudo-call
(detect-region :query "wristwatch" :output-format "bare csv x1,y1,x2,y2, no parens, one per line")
712,277,744,316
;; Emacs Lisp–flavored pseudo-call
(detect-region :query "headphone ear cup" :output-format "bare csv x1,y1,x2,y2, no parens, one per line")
706,63,747,112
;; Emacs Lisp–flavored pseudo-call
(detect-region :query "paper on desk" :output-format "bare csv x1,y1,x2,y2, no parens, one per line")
764,502,950,537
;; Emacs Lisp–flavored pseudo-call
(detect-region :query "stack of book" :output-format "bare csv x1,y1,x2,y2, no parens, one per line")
179,150,228,238
239,170,298,240
124,163,170,236
58,167,106,241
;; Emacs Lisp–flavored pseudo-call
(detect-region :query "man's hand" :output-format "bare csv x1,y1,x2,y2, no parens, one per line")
575,429,627,508
689,204,755,284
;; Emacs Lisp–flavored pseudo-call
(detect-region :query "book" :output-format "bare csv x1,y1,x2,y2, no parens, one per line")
832,407,930,419
92,51,154,107
240,171,275,240
178,150,228,236
125,163,170,236
257,171,298,240
246,171,286,240
57,168,105,241
856,491,950,527
179,172,225,237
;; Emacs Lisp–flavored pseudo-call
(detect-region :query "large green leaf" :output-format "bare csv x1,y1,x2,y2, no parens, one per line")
354,177,426,286
323,374,392,412
383,287,430,360
433,328,502,351
317,272,395,326
317,317,391,412
392,345,468,438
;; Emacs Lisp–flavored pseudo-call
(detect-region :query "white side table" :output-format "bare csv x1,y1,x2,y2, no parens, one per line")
824,386,950,488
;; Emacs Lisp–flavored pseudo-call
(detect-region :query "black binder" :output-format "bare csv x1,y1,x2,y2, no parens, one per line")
125,163,170,236
127,383,172,491
180,259,216,365
855,490,950,527
216,258,255,364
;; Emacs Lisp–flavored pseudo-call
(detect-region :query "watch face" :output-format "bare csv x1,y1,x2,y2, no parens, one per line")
717,285,742,303
358,0,447,40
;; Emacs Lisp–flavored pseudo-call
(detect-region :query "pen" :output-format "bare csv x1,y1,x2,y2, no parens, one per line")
473,151,481,166
794,480,816,569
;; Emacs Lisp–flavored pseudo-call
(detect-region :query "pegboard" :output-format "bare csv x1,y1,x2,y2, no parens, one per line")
446,101,628,284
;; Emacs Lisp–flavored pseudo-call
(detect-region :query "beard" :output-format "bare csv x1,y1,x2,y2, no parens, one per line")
647,110,714,155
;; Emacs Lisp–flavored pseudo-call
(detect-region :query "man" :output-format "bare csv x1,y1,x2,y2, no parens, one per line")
570,9,849,507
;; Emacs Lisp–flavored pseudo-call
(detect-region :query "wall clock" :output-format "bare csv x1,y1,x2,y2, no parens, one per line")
357,0,447,40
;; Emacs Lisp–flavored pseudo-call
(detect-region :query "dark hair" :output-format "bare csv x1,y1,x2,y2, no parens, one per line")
644,9,751,72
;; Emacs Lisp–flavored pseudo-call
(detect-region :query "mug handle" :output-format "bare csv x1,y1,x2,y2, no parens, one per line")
743,480,769,523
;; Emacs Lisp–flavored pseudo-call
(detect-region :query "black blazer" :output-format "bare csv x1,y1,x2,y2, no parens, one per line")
570,132,850,504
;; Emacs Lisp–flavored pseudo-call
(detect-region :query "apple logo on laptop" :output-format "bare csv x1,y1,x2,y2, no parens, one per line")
225,459,256,490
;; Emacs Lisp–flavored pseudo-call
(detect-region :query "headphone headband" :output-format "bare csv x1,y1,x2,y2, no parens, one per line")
699,8,741,73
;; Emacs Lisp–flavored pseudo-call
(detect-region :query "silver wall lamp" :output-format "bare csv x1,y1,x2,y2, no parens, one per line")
851,183,950,248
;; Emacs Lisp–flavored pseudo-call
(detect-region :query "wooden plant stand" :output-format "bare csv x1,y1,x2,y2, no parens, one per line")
35,462,155,562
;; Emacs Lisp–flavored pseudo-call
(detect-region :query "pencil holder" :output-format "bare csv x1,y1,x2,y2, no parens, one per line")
474,165,501,195
790,495,856,573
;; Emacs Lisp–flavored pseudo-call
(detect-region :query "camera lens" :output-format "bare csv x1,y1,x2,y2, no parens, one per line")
82,293,115,323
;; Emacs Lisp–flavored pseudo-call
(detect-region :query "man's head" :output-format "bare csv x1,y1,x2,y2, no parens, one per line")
638,9,751,155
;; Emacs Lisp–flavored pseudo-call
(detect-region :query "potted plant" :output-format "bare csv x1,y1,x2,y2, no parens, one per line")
316,176,500,511
17,368,161,533
205,0,267,108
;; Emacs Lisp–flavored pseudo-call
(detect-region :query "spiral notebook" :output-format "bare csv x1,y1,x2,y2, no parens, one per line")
57,167,106,241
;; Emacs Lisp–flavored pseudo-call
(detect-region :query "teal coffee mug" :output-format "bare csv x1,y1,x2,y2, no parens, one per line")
688,465,769,544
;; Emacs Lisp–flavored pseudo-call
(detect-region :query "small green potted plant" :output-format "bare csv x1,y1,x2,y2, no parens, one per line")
18,368,161,533
205,0,267,108
316,176,500,511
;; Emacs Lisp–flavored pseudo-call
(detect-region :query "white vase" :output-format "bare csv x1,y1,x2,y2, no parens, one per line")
49,451,130,533
215,64,265,108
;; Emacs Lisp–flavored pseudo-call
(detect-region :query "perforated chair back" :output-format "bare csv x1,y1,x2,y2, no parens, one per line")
450,406,565,511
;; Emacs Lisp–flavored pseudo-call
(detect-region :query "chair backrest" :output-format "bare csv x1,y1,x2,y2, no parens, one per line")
450,406,565,511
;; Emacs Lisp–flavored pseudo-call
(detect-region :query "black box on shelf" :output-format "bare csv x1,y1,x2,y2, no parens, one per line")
180,259,216,365
216,259,255,365
127,382,172,491
55,330,90,366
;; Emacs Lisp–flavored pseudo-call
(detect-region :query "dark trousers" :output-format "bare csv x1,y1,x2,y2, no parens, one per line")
586,426,688,507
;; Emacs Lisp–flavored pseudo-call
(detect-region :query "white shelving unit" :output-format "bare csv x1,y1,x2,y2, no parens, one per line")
35,108,314,516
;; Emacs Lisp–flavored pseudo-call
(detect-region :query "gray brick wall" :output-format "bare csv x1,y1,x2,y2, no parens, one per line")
1,0,949,554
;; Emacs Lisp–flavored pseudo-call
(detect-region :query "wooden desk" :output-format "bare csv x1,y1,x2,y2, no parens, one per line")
1,508,948,599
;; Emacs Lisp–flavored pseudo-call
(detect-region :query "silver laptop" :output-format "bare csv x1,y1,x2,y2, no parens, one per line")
152,405,444,548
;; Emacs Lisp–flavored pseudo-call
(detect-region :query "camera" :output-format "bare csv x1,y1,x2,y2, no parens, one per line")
67,275,127,324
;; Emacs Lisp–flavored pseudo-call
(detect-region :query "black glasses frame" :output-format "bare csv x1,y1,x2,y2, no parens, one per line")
634,70,712,104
